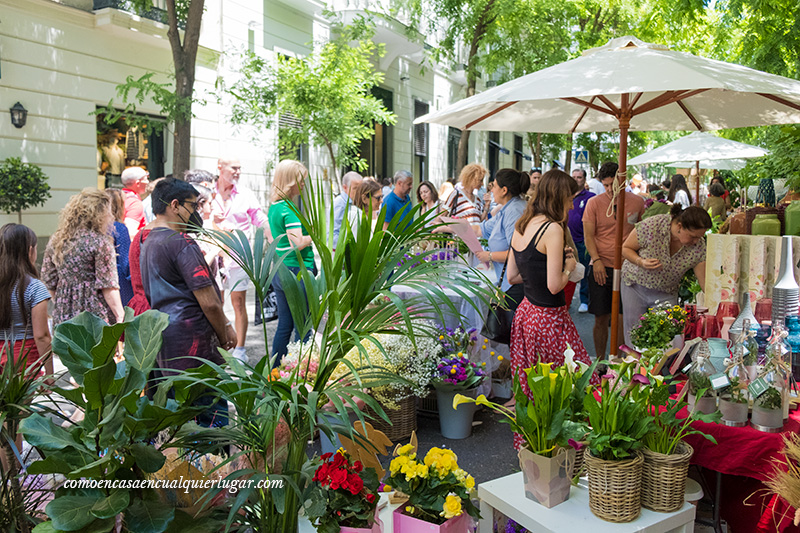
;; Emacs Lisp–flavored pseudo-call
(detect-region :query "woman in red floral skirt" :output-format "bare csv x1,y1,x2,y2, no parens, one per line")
507,170,593,448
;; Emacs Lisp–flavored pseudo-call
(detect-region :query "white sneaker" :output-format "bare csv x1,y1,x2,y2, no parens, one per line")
578,303,589,313
232,347,248,363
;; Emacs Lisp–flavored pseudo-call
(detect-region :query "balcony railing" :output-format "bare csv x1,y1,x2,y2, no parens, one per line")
93,0,184,28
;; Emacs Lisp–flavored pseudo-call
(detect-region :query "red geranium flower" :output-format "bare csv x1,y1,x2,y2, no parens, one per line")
347,472,364,495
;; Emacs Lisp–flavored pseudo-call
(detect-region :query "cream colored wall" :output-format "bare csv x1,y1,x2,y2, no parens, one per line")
0,0,176,237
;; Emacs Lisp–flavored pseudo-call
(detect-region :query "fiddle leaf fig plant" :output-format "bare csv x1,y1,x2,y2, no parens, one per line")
22,309,218,533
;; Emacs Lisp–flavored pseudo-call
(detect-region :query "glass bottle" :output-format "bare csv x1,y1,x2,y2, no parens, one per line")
688,341,718,415
721,333,751,425
784,315,800,383
764,325,791,420
740,319,760,382
755,320,772,365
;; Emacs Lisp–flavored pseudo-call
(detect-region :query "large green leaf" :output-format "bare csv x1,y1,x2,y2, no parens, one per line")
122,310,170,373
90,322,128,367
83,359,118,409
32,522,63,533
130,443,166,473
91,489,130,519
52,323,94,384
19,414,79,451
46,489,104,531
125,499,175,533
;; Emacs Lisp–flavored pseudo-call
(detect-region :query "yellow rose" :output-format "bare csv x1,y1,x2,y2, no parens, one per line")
441,495,462,519
465,475,475,490
416,463,429,478
390,455,410,475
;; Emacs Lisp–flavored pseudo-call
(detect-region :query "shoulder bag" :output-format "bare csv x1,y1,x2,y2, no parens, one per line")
481,258,514,345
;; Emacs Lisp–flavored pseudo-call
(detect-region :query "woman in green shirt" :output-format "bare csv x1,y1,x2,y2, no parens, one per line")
268,160,316,364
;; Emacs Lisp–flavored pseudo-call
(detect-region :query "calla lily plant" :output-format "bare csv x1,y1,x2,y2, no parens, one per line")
455,349,597,458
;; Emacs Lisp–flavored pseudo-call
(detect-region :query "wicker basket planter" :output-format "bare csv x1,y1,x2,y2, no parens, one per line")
584,450,643,523
641,441,694,513
572,446,586,478
366,393,417,442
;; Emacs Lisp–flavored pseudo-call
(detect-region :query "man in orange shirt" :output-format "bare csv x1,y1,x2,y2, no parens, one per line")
582,162,645,360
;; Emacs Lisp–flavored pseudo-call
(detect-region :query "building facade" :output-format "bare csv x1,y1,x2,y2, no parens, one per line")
0,0,529,236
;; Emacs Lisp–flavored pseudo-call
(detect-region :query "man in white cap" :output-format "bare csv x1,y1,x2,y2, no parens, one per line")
121,166,149,238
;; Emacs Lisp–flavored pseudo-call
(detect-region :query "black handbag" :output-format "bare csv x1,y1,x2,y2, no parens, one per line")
481,259,513,344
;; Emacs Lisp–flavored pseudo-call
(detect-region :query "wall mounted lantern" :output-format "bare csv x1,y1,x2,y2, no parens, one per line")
10,102,27,128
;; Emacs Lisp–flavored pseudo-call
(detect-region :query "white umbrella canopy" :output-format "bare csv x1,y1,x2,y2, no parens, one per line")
416,36,800,356
415,37,800,133
669,159,749,171
628,132,768,165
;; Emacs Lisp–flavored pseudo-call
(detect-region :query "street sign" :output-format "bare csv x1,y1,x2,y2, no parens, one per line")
574,150,589,164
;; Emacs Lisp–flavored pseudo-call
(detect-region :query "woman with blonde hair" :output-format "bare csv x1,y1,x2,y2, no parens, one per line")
42,188,124,326
268,159,316,364
507,170,593,446
443,163,487,224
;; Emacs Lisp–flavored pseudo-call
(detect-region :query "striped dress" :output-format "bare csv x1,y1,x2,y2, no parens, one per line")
443,185,483,224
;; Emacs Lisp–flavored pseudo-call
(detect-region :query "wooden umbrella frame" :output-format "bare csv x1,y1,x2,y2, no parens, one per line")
463,89,800,356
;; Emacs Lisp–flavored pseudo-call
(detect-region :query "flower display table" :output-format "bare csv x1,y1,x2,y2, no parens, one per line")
477,472,695,533
679,403,800,532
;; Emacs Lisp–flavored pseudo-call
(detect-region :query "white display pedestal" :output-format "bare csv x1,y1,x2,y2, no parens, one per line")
478,472,695,533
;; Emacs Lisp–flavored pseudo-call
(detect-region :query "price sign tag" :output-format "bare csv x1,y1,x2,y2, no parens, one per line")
749,377,770,398
710,372,730,390
682,363,693,374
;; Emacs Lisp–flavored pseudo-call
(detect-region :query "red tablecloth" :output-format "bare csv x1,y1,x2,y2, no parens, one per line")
679,402,800,532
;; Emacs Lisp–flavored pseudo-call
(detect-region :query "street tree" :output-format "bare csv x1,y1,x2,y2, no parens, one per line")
222,17,396,185
96,0,205,177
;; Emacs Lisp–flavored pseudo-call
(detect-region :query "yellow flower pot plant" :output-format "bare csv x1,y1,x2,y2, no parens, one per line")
386,442,479,532
454,349,597,508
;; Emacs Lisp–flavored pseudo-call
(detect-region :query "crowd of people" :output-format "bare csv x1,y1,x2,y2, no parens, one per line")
0,157,723,429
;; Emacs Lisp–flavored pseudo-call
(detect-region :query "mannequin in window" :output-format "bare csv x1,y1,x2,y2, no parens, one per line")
102,131,126,188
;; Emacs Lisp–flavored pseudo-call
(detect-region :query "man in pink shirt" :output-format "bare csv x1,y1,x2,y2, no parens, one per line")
121,167,149,238
582,162,645,360
211,158,270,363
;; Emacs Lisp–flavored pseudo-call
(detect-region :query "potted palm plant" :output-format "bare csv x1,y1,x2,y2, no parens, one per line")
176,181,493,532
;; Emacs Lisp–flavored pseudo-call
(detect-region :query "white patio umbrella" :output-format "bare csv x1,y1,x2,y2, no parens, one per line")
415,35,800,356
669,159,749,171
628,132,768,200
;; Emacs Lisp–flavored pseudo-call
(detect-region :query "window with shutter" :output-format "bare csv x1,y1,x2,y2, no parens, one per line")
414,100,429,157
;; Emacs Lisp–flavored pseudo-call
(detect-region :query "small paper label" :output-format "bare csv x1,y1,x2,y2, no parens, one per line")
682,363,693,374
710,373,730,390
749,377,769,398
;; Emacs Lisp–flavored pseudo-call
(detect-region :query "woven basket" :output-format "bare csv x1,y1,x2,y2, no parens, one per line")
573,446,586,478
641,441,694,513
416,390,439,417
584,450,643,523
366,393,417,443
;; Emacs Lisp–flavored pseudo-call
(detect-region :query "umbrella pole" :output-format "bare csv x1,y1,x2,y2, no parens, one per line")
609,106,631,358
695,160,701,205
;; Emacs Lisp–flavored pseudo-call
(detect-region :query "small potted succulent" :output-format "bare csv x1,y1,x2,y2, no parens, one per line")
305,449,382,533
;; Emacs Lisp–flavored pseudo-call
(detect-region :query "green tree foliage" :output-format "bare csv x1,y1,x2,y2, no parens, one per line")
0,158,51,223
222,17,396,183
95,0,205,178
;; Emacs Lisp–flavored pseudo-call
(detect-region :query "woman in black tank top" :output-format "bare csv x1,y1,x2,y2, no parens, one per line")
505,170,596,449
